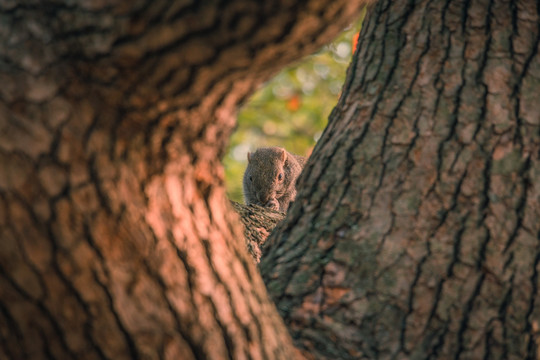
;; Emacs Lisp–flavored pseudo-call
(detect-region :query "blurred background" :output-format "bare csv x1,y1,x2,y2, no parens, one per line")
225,15,365,202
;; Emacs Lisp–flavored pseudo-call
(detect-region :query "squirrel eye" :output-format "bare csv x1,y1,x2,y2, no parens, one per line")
278,173,283,181
249,176,253,182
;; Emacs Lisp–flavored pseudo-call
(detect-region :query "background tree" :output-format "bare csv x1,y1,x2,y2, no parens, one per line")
261,0,540,358
0,1,366,358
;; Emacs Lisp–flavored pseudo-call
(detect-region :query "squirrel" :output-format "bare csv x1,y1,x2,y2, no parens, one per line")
243,146,306,212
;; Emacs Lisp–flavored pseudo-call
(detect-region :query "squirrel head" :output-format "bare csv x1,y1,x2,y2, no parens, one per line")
244,147,289,207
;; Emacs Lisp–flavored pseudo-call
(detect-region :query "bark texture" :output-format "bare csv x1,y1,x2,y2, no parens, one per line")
261,0,540,359
0,1,367,359
230,201,285,263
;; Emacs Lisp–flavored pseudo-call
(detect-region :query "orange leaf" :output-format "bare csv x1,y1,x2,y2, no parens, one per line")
352,32,360,53
286,94,301,112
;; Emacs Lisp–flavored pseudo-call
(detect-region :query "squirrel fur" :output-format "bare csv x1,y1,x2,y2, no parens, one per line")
243,147,306,212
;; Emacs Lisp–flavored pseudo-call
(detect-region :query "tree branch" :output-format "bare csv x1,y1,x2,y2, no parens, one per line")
230,201,285,262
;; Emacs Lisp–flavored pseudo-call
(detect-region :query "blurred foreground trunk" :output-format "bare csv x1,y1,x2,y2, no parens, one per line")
0,1,365,358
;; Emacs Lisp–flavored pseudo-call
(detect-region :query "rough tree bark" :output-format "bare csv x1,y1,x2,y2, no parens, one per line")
261,0,540,359
0,1,366,359
230,202,285,263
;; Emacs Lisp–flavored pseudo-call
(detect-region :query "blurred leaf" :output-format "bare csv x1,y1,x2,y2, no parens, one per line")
286,94,301,112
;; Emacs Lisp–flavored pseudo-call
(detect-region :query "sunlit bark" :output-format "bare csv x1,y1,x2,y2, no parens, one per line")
0,1,366,358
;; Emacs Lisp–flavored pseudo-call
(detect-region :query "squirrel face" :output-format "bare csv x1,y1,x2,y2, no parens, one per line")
243,147,290,210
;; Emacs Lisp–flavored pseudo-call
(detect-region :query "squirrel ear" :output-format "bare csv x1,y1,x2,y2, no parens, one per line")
247,152,251,162
279,148,287,162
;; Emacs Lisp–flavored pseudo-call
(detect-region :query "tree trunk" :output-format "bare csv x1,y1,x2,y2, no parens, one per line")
261,0,540,359
0,1,366,359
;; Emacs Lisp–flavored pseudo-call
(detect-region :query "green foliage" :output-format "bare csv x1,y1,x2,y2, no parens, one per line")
225,16,364,202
